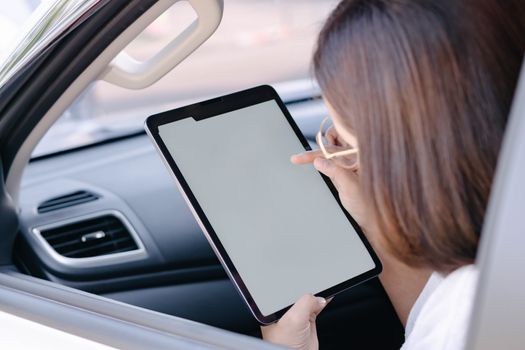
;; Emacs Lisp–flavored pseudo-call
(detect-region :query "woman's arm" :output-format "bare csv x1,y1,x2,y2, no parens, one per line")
261,256,429,350
261,152,431,348
309,154,432,326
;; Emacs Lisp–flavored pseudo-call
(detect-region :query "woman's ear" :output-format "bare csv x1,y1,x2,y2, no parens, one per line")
323,99,358,149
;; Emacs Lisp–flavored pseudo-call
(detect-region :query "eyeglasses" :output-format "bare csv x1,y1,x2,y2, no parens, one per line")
316,117,359,170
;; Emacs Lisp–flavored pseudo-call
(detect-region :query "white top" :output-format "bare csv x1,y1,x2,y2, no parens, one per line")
402,264,478,350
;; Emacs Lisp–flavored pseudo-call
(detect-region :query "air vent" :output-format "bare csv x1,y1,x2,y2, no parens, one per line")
38,190,99,214
38,215,139,258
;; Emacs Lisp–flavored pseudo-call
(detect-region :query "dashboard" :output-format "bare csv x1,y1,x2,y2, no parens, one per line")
13,96,404,348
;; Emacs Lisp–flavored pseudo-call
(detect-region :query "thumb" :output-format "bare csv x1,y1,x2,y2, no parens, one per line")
283,294,328,324
313,157,339,179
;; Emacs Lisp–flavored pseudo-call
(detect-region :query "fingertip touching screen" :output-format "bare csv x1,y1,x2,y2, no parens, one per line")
156,99,377,319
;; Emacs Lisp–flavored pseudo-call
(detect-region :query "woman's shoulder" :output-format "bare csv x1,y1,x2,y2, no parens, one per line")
402,264,479,350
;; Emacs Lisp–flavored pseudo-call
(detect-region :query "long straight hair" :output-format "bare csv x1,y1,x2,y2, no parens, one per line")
314,0,525,272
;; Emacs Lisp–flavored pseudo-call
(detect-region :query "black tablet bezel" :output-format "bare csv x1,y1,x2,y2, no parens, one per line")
145,85,382,324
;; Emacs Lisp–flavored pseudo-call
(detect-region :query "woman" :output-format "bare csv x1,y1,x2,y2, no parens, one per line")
262,0,525,349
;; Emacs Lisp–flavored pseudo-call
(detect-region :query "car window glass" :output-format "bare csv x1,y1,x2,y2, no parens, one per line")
32,0,338,158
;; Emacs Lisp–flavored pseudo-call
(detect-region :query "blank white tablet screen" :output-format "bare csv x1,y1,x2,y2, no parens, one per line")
158,100,375,316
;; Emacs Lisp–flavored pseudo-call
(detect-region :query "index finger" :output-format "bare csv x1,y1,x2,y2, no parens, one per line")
290,150,324,165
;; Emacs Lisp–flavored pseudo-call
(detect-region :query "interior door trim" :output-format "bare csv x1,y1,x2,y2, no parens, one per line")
0,271,282,349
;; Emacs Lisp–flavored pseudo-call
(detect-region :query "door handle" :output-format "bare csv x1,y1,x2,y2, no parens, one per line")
101,0,223,89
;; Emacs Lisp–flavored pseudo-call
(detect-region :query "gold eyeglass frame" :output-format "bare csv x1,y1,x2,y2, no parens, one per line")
316,116,359,160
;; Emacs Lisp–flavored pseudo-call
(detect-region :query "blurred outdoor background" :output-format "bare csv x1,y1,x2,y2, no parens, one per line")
0,0,337,157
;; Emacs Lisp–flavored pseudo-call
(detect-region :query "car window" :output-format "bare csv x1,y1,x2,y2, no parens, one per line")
31,0,338,158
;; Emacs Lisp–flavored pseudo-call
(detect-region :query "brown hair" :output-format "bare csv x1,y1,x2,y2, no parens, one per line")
314,0,525,272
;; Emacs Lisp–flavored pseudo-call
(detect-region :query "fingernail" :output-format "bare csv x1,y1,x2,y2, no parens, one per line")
316,297,327,305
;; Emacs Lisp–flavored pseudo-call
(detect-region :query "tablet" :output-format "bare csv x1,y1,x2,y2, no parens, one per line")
145,85,381,324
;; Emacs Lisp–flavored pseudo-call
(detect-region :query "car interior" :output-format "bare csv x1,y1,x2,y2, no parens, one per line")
1,0,405,349
14,92,404,348
0,0,523,349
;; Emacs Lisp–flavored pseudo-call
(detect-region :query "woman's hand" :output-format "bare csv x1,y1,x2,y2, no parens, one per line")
290,126,369,230
261,126,372,348
261,294,328,350
292,125,433,327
